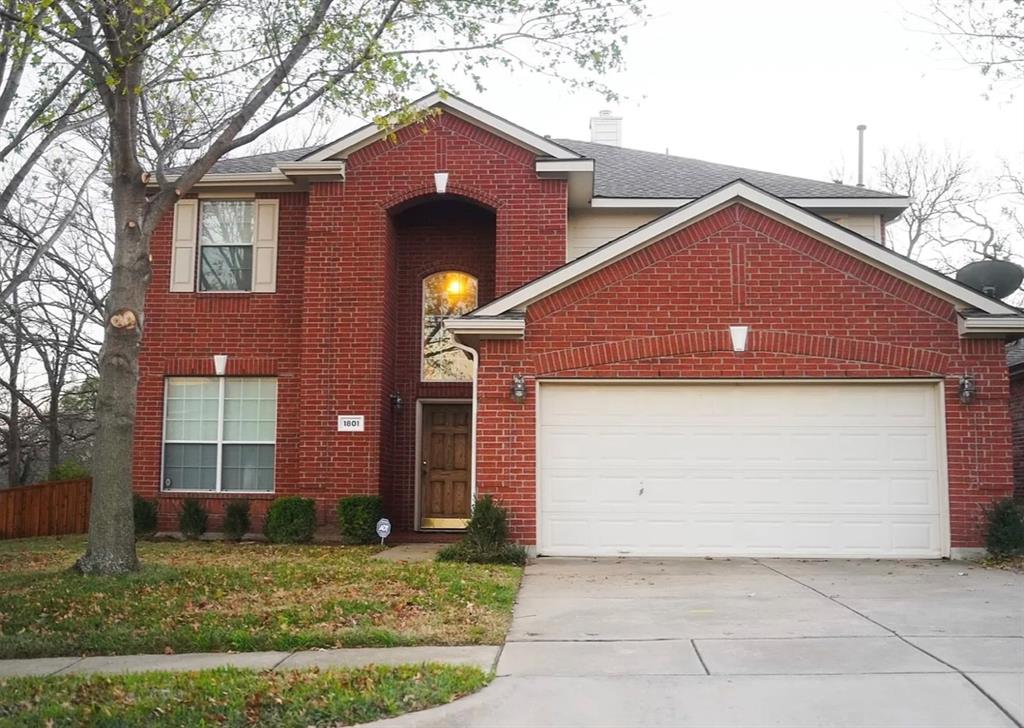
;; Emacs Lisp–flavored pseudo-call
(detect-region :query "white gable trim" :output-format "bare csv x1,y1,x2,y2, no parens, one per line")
305,92,581,163
471,180,1020,318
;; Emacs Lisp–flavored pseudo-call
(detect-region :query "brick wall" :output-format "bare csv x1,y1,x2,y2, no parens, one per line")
135,191,306,532
134,113,565,531
1011,372,1024,500
476,204,1014,548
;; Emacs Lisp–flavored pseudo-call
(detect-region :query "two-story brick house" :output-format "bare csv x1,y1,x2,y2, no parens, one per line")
135,92,1024,557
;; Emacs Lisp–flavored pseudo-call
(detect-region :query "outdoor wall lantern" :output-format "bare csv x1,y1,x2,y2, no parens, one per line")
729,325,749,353
213,354,228,376
958,374,977,404
389,392,403,411
511,374,527,403
434,171,449,194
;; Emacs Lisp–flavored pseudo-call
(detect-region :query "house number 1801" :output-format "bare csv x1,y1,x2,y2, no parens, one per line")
337,415,365,432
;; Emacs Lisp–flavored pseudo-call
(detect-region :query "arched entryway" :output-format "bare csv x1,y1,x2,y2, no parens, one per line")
382,197,496,532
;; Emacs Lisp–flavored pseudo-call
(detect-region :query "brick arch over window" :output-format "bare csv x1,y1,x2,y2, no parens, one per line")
533,329,951,376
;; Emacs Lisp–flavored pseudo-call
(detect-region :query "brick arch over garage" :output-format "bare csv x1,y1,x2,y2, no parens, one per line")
533,329,951,376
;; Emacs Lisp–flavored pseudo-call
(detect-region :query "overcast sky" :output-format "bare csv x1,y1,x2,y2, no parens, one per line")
366,0,1022,193
479,0,1024,190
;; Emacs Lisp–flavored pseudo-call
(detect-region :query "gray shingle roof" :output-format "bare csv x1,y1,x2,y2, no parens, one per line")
173,146,321,175
553,139,901,200
185,138,901,201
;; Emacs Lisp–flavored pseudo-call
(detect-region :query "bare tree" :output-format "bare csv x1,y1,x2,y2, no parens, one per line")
876,145,976,261
3,0,647,574
877,144,1023,294
929,0,1024,96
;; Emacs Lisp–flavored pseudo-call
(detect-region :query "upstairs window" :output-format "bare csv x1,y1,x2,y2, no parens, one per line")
199,200,254,292
422,271,478,382
169,198,279,293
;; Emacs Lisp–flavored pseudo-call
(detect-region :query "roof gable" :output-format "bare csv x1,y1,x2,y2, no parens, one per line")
467,180,1022,320
303,91,582,163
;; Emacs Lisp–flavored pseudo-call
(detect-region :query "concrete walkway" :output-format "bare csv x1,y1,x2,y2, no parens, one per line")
365,557,1024,728
0,645,499,678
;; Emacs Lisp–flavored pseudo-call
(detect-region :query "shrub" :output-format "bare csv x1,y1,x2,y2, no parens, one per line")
337,495,383,544
437,540,527,566
264,497,317,543
985,498,1024,557
223,500,251,541
435,495,526,566
178,498,208,539
463,495,508,551
133,496,158,537
47,461,89,481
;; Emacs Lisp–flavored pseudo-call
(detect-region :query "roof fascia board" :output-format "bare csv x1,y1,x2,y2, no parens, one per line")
444,316,525,339
535,159,595,174
958,316,1024,336
472,181,1018,318
147,171,295,189
790,197,910,209
305,92,581,163
274,161,346,179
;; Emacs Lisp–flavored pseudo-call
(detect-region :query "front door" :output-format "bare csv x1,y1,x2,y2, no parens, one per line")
420,403,472,529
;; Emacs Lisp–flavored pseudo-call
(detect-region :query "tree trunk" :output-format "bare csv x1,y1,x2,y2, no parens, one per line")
47,397,61,475
73,180,149,575
6,389,20,487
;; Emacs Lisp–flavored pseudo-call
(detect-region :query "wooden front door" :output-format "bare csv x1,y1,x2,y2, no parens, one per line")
420,403,472,529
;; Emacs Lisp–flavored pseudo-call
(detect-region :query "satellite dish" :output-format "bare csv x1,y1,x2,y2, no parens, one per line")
955,260,1024,300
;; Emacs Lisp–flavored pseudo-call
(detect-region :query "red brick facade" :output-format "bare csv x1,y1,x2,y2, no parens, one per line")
475,205,1013,549
1011,372,1024,500
134,113,565,532
134,113,1013,549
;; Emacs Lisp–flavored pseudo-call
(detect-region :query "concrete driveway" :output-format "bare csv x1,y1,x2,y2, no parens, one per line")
372,558,1024,727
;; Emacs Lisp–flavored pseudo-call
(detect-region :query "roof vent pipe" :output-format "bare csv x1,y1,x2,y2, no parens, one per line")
590,110,623,147
856,124,867,188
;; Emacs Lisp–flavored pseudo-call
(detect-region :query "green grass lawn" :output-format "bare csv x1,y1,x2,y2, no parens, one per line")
0,663,489,727
0,537,522,659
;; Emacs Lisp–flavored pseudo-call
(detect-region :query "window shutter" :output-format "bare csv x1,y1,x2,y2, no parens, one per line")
169,199,199,292
251,199,280,293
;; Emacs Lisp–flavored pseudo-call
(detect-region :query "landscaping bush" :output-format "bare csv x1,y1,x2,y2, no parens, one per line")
223,500,251,541
133,496,158,537
985,498,1024,557
178,498,208,539
436,540,527,566
47,461,89,481
436,495,527,566
337,495,383,544
264,497,317,543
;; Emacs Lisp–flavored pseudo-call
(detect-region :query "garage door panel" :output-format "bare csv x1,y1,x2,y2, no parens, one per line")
538,382,945,558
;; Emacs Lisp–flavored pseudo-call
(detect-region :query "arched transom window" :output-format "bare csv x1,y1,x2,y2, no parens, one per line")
422,271,478,381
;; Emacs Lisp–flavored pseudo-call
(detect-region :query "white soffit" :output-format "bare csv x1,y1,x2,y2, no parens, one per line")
305,92,582,162
471,180,1020,319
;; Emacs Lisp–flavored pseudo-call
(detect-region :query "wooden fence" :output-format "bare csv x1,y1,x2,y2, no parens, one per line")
0,478,91,539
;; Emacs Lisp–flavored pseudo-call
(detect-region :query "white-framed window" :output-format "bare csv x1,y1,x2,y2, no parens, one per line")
162,377,277,492
198,200,255,292
422,271,478,382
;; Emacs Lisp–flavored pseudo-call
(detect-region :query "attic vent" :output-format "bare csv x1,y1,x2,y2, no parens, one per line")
590,110,622,147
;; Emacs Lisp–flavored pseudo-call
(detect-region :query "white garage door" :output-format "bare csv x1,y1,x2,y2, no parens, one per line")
538,382,946,558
